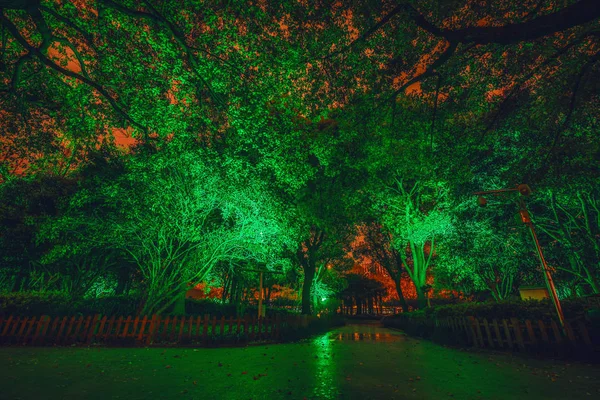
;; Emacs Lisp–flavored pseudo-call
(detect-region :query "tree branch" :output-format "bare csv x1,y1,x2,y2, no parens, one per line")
391,41,456,99
101,0,225,108
480,33,597,139
545,50,600,155
414,0,600,45
430,72,442,152
38,5,98,52
0,12,147,133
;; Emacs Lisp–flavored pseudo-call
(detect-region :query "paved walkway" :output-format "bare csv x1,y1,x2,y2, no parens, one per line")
1,322,599,399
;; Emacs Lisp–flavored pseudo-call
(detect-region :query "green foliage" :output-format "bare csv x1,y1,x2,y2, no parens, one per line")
435,197,539,300
390,299,589,322
185,298,297,318
534,184,600,295
40,146,299,314
0,291,141,317
1,1,599,314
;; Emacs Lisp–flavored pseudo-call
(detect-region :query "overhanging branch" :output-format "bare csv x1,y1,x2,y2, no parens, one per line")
0,12,148,133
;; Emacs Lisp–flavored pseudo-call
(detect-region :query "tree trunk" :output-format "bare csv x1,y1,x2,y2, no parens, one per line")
415,285,427,309
114,267,131,295
11,271,26,292
222,273,230,303
393,275,409,312
229,277,238,304
301,264,314,315
171,291,186,315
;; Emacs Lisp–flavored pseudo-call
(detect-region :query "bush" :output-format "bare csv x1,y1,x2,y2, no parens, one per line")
0,292,302,318
75,294,143,316
184,298,237,317
386,298,590,322
0,291,142,316
185,298,298,318
0,291,71,316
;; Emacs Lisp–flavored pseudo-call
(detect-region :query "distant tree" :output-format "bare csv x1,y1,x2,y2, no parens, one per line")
339,273,387,315
353,223,410,312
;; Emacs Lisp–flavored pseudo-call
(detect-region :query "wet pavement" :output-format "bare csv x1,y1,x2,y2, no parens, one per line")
1,322,600,399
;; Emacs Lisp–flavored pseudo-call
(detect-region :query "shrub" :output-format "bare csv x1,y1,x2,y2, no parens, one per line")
385,298,591,322
185,298,237,318
75,294,143,316
0,291,142,316
185,298,298,318
0,291,71,316
0,292,301,318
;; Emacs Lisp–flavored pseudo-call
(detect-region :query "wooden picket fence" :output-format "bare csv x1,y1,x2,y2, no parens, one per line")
0,313,313,347
384,315,597,354
438,316,594,351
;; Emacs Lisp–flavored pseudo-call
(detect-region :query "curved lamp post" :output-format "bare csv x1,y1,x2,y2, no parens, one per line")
474,184,565,328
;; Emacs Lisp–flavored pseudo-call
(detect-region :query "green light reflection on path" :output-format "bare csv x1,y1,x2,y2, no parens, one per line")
311,333,339,399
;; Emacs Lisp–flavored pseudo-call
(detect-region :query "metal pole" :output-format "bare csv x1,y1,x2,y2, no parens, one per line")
519,200,565,327
474,185,565,328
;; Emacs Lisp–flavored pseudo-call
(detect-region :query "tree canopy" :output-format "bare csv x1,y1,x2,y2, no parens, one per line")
1,0,599,313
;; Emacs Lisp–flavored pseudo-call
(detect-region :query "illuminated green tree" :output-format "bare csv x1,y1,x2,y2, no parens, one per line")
2,0,599,310
43,146,296,314
375,177,452,308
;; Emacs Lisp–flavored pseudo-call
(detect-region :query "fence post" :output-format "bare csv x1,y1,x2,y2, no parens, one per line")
550,320,562,344
220,316,225,341
525,320,537,347
146,315,158,345
195,316,202,339
502,319,513,349
564,320,577,343
491,319,503,348
203,314,210,344
86,314,100,345
16,317,30,342
473,317,484,347
482,319,494,348
1,315,13,337
510,318,525,350
275,315,282,341
23,317,37,345
33,316,50,345
136,316,147,344
465,317,477,346
178,317,186,343
55,317,68,345
72,316,84,343
301,315,308,328
537,320,550,344
576,319,592,347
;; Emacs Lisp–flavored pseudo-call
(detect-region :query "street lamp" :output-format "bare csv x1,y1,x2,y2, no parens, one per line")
474,184,565,328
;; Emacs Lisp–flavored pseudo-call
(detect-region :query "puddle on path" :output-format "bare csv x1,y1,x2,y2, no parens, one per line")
332,332,402,342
